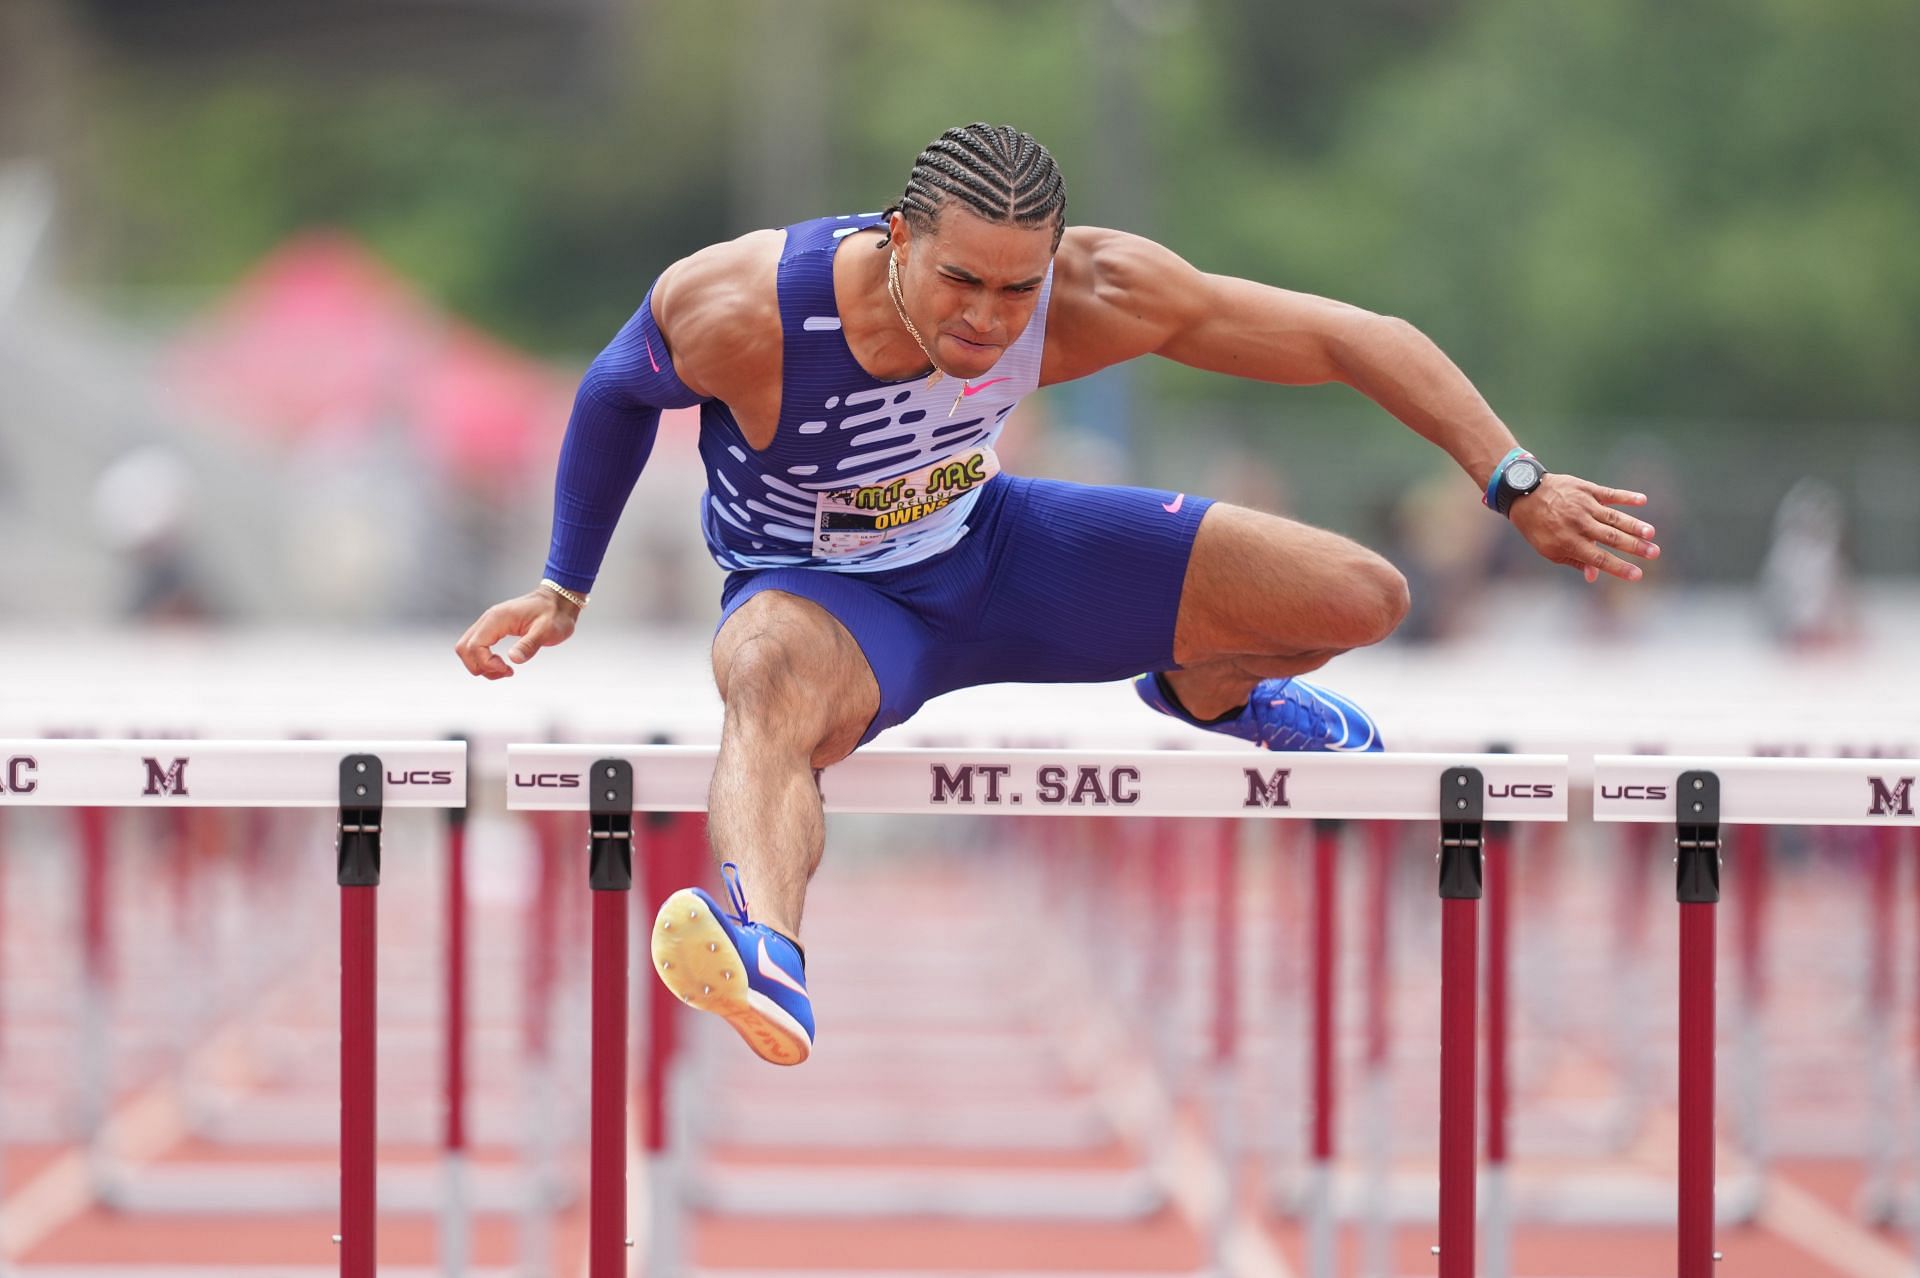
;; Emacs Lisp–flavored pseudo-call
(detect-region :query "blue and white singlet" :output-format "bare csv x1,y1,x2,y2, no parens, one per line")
696,213,1054,574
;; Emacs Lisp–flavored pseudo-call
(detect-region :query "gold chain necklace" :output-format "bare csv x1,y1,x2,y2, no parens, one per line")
887,252,971,417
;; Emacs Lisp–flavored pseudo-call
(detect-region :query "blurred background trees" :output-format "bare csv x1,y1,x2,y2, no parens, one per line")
4,0,1915,616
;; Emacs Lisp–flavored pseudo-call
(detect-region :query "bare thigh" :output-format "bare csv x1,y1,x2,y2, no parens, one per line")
1170,503,1410,667
711,589,881,768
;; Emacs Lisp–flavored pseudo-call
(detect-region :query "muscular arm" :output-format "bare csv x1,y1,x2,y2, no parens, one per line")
542,232,781,593
1046,227,1515,487
1046,227,1658,582
540,296,704,593
457,234,780,678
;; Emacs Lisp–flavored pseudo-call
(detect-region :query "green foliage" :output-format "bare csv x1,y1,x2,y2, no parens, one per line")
1163,0,1920,421
74,0,1920,424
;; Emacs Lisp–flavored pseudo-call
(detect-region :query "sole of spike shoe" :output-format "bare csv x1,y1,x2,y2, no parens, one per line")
650,888,811,1066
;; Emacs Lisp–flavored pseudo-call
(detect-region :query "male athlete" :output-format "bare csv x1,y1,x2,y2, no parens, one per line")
456,124,1658,1066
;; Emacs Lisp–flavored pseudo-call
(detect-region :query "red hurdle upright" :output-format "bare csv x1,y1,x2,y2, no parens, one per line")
1674,770,1721,1278
1864,825,1901,1213
1435,767,1485,1278
1305,819,1341,1277
76,804,113,1171
336,756,383,1278
1208,818,1242,1270
587,760,635,1277
441,749,470,1277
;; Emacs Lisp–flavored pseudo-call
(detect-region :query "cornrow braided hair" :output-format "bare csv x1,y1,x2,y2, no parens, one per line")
878,123,1068,251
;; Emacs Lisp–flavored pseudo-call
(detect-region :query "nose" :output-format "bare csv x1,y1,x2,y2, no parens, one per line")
960,293,994,337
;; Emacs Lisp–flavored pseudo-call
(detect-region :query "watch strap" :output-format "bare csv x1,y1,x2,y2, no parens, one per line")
1485,448,1548,518
1482,447,1531,510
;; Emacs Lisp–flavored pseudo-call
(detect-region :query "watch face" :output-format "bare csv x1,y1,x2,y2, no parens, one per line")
1507,460,1541,489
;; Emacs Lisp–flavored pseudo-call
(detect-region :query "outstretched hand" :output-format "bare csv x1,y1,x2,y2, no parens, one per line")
454,588,580,679
1508,474,1660,584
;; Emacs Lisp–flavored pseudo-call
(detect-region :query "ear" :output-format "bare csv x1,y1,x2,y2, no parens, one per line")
887,211,913,260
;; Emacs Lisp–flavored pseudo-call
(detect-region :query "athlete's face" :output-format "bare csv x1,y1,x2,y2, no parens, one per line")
891,208,1056,380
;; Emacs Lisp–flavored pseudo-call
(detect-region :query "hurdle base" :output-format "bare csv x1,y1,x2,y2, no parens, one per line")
189,1094,582,1158
1266,1166,1765,1226
690,1165,1168,1221
694,1092,1116,1151
95,1161,564,1215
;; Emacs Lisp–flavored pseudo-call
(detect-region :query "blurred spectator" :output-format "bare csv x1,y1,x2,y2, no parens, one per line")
91,444,220,624
1760,477,1857,650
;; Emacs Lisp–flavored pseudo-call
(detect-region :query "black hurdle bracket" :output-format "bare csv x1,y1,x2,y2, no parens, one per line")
589,758,634,892
1675,770,1721,904
1438,767,1484,900
337,754,383,887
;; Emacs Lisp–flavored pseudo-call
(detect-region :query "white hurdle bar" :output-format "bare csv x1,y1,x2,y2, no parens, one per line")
1593,754,1920,1278
506,745,1569,822
508,744,1568,1278
0,739,468,1278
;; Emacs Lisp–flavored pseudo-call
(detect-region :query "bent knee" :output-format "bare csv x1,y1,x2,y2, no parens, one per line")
1330,557,1410,649
721,632,848,734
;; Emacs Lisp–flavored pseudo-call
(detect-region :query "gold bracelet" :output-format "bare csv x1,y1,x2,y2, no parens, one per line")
539,578,590,609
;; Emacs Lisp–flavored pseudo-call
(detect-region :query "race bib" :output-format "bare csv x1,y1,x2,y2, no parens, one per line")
812,445,1002,557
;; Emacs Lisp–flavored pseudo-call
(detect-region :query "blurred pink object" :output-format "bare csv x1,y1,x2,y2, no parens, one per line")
165,231,570,489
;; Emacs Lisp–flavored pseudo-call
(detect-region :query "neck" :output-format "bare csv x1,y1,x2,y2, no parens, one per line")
835,230,945,382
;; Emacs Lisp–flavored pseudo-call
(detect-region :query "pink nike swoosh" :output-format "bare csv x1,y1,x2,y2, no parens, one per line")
1162,493,1186,514
644,334,661,374
960,377,1012,397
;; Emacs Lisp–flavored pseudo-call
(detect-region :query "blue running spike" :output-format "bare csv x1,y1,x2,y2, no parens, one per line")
1135,672,1384,752
651,867,813,1066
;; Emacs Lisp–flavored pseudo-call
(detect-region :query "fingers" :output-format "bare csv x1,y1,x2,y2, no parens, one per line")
1576,478,1649,508
1592,509,1661,562
1549,478,1658,584
1596,504,1658,546
1581,542,1642,583
454,606,522,680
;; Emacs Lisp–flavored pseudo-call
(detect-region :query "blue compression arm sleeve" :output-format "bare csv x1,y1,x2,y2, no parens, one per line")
542,289,706,593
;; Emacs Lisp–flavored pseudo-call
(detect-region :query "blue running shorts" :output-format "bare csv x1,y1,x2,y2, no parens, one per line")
716,474,1214,745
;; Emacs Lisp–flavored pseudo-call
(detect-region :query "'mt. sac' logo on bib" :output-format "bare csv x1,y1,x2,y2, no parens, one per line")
813,447,1000,556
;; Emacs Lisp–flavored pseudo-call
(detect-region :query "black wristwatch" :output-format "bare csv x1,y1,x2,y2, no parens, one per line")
1491,453,1546,517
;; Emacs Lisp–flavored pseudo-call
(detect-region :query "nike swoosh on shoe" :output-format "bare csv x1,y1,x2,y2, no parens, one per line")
757,936,810,997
